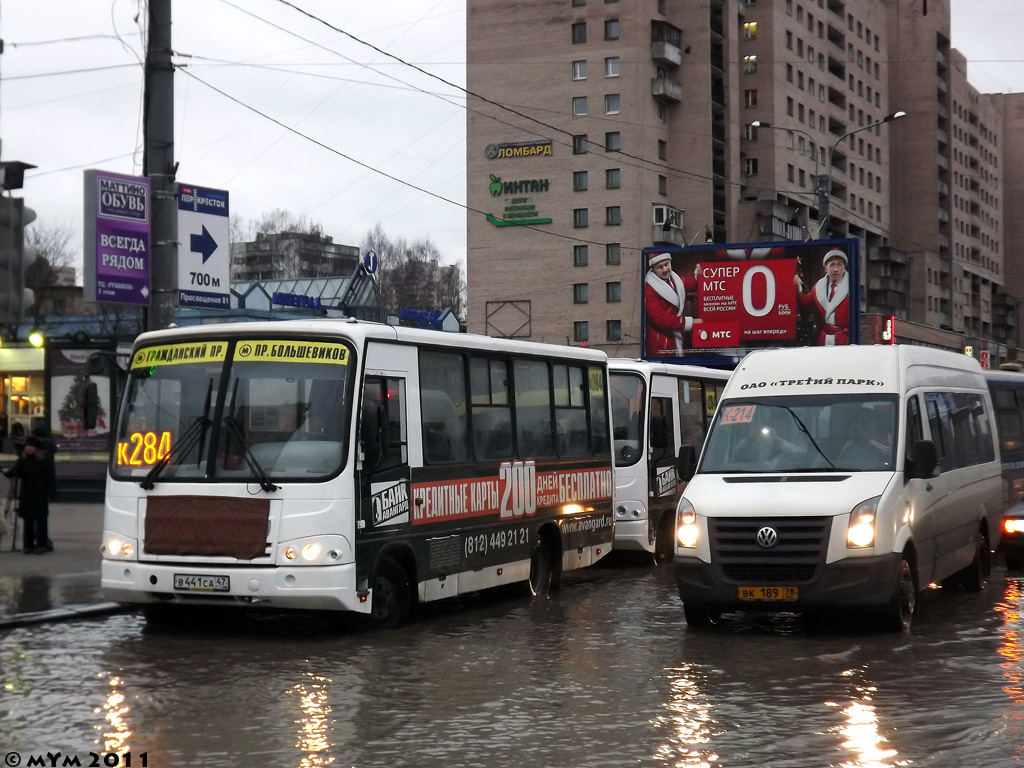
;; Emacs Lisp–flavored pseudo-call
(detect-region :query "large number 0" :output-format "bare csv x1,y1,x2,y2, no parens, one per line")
741,265,775,318
499,460,537,519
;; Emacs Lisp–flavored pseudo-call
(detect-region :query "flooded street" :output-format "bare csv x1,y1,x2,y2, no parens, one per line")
1,559,1022,768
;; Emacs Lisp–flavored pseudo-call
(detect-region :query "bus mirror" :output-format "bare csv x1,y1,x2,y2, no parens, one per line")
911,440,938,479
84,381,100,430
677,444,697,481
650,416,667,450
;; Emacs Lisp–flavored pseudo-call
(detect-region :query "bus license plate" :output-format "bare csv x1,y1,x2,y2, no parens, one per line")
738,586,798,601
173,574,230,592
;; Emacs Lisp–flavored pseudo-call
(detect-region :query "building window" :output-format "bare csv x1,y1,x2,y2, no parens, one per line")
657,103,667,122
606,206,622,225
573,284,589,304
787,164,795,182
572,22,587,44
605,56,620,77
743,21,758,39
605,94,620,114
573,134,588,154
658,139,667,160
606,320,622,341
743,55,757,74
744,158,759,176
574,244,589,266
605,168,621,189
604,19,620,40
606,282,622,302
658,175,667,195
572,60,587,79
573,171,588,191
572,0,585,6
574,208,589,228
606,242,621,264
744,89,757,107
574,322,589,343
605,131,621,151
573,96,587,116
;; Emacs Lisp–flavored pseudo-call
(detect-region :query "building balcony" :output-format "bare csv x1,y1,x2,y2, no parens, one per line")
652,41,682,68
652,225,685,247
868,276,908,293
652,76,683,103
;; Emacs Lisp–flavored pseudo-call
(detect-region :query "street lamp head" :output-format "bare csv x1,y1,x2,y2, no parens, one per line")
750,120,770,128
884,110,907,122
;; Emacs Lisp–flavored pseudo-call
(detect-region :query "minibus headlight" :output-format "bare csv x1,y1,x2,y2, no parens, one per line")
676,498,699,549
847,496,881,549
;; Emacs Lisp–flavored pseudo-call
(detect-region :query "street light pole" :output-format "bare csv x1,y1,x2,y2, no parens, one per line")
818,110,906,239
750,120,820,199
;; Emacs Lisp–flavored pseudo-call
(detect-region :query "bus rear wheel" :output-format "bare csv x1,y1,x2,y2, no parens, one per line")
369,557,413,629
528,537,556,596
653,515,676,565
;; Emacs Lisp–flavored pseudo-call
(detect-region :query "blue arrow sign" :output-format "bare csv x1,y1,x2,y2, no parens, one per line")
191,225,218,263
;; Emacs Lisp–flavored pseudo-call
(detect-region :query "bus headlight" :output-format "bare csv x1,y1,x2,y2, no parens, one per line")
104,536,136,559
847,496,881,549
676,498,699,549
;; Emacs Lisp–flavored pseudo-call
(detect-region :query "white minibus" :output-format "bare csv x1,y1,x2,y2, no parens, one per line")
608,359,729,561
674,345,1002,631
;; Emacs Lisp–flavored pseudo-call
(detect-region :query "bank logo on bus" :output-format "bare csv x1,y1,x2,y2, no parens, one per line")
371,480,411,527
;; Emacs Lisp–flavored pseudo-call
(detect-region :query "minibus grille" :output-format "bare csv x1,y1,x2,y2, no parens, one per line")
710,516,830,583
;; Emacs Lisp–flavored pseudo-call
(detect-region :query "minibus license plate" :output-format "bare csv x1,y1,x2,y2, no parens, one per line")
738,586,798,601
174,574,230,592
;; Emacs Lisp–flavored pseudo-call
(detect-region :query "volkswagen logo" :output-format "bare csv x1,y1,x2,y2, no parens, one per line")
756,526,779,548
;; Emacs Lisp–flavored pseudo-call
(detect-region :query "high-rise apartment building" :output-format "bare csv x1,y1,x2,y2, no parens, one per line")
466,0,1023,361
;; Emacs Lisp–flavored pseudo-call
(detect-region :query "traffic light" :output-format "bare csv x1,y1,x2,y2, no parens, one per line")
0,196,37,323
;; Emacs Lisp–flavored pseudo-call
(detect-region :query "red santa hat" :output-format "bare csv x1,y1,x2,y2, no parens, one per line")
648,252,673,269
823,248,848,267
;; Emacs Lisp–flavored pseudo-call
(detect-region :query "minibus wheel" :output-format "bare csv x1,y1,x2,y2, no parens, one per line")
1006,551,1024,571
880,557,916,632
370,557,413,629
683,603,721,629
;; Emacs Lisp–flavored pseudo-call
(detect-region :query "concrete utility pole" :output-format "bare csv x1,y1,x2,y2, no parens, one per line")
144,0,177,331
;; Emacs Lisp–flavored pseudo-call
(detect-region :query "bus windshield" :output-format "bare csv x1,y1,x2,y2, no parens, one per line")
111,338,353,483
700,394,898,473
610,373,645,466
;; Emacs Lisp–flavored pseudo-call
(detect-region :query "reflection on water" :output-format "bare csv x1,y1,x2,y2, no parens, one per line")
291,671,334,767
827,672,901,768
97,674,132,755
994,579,1023,704
654,663,719,767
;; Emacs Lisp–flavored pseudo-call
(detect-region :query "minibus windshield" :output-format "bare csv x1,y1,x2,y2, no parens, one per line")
700,394,898,473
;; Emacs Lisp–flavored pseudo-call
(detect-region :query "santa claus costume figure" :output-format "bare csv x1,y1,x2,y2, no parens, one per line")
795,248,850,346
644,252,700,357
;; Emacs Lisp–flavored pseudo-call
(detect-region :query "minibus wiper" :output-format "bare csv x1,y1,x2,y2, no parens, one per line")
780,405,836,469
140,416,211,490
222,415,279,493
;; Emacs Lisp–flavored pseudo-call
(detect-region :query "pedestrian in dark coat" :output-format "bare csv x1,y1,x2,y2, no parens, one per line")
3,435,55,553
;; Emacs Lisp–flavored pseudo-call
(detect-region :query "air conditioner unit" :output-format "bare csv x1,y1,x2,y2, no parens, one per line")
653,204,682,228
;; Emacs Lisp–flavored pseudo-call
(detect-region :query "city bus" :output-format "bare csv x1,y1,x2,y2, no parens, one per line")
100,319,615,628
608,359,730,562
984,367,1024,569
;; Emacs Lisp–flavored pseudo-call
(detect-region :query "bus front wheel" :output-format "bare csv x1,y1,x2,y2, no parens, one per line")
653,515,676,565
682,603,721,629
370,557,413,629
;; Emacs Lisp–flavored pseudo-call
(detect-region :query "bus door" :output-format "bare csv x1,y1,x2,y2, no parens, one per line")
648,385,680,517
358,374,411,535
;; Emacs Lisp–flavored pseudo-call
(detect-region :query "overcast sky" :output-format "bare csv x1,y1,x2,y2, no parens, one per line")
0,0,1020,277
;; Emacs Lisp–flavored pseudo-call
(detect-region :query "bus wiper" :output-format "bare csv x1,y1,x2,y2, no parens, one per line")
140,416,211,490
223,415,278,493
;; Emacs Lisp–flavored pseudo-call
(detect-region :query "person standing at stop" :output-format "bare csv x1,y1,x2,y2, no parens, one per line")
2,434,56,553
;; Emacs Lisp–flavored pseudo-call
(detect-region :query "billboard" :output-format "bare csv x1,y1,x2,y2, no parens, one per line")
641,238,860,367
82,169,151,305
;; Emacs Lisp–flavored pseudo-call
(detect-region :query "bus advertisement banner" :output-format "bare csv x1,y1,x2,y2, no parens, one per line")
641,238,860,367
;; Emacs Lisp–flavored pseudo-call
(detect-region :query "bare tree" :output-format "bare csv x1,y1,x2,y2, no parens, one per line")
362,225,465,322
253,208,324,238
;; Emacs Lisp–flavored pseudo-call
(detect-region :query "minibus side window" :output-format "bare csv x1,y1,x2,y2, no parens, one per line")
905,395,923,476
924,393,954,470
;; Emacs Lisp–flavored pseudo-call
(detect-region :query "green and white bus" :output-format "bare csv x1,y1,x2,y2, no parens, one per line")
101,319,615,628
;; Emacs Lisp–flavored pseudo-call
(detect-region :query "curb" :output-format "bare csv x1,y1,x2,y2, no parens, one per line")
0,602,132,630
